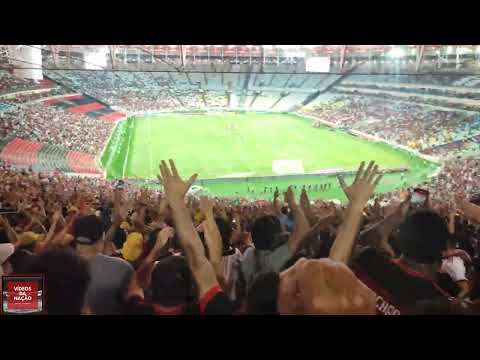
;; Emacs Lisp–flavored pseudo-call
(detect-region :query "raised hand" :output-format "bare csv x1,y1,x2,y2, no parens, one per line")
158,160,198,202
158,195,169,216
284,186,295,206
154,226,175,254
199,196,215,217
300,188,310,209
337,161,383,207
52,209,62,224
114,205,128,223
274,187,280,199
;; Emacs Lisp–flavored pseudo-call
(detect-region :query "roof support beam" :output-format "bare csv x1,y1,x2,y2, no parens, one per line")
49,45,59,68
339,45,348,72
415,45,425,73
180,45,186,68
109,45,116,69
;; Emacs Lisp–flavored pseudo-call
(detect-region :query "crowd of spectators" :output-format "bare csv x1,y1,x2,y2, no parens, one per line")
52,84,229,113
331,87,480,112
0,103,113,154
0,71,46,95
303,96,480,154
2,70,480,315
0,157,480,315
2,87,70,104
340,81,480,100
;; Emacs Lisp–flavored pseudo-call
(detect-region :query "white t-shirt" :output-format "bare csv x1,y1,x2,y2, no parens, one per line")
0,243,15,275
222,248,241,301
440,256,467,283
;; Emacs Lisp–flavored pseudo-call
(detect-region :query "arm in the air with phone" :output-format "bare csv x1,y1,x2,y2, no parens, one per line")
0,215,20,249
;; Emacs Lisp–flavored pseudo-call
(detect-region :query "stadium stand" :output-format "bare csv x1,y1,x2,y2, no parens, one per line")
3,46,480,316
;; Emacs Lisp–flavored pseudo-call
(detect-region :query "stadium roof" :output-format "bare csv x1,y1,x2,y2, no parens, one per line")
51,44,451,55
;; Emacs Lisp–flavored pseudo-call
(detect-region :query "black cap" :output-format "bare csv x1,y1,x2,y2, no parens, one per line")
74,215,104,245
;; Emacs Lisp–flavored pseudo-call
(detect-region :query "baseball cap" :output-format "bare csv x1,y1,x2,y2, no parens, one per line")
74,215,105,245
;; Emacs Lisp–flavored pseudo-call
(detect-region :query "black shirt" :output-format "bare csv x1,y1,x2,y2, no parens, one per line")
352,247,455,315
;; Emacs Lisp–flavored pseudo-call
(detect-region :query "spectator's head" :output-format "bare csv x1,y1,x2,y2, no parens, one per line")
73,215,105,254
399,209,450,264
251,215,283,251
248,258,376,315
26,249,91,315
247,272,280,314
150,256,195,307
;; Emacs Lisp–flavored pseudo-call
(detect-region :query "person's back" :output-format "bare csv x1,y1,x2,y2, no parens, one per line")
127,256,198,315
352,209,457,315
73,214,135,315
85,254,134,315
239,215,291,292
352,247,453,315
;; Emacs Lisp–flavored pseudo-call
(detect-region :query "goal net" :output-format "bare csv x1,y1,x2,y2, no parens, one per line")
272,160,304,175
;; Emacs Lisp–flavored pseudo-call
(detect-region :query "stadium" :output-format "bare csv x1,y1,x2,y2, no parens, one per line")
2,45,472,201
1,45,480,315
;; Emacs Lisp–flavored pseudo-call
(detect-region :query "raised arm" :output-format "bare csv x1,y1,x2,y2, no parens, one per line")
285,186,310,254
272,187,282,217
135,226,174,290
157,160,219,298
459,199,480,223
329,161,382,264
39,209,62,253
0,215,20,249
300,188,316,226
448,202,456,235
358,195,410,256
103,189,125,255
199,196,226,288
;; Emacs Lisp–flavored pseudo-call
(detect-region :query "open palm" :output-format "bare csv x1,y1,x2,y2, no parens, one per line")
337,161,383,206
158,159,198,202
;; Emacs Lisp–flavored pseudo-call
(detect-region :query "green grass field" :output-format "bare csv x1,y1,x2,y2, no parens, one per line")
100,112,439,202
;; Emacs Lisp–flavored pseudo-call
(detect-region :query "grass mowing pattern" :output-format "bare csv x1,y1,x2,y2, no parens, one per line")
100,112,438,201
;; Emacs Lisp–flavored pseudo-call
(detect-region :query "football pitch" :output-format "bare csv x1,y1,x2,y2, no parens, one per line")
100,112,439,202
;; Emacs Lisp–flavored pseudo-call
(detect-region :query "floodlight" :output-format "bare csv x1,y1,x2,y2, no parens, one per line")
388,47,405,58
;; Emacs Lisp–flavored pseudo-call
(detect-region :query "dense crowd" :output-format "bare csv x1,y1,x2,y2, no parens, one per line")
1,157,480,315
340,81,480,100
0,103,113,154
331,87,480,113
2,87,69,104
76,88,229,113
2,70,480,315
304,96,480,155
0,71,44,95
